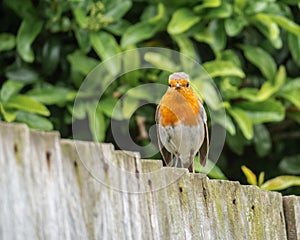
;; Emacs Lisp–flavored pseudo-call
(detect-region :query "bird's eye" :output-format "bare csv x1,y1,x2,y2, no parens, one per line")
186,82,189,87
168,84,171,87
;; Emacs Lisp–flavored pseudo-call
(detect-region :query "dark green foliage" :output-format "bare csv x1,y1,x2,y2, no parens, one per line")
1,0,300,193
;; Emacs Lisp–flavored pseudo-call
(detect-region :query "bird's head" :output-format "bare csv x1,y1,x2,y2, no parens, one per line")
168,72,190,90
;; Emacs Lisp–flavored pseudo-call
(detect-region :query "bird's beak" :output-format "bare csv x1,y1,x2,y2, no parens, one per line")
175,83,181,89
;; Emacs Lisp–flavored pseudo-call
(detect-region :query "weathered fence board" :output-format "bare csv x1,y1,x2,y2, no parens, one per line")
0,121,299,240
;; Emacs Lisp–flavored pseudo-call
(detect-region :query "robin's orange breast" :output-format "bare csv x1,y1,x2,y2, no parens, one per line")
158,88,201,127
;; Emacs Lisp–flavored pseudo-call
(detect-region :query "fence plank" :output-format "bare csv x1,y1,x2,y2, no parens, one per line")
0,122,299,240
283,196,300,240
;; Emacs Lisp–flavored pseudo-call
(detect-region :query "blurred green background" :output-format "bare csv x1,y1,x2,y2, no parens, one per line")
0,0,300,194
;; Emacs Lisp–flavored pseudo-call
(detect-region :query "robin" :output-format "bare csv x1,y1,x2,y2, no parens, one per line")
155,72,209,173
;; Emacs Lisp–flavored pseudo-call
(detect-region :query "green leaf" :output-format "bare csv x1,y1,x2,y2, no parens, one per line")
0,33,16,52
98,97,118,117
203,60,245,78
5,64,39,83
224,17,246,37
144,52,178,72
269,14,300,37
253,124,271,157
240,45,276,80
0,80,25,102
0,103,16,122
103,0,132,20
122,96,139,119
5,95,50,116
26,86,74,105
121,21,161,48
277,77,300,108
16,18,43,63
167,8,200,35
206,2,232,19
67,50,99,75
256,66,286,101
105,20,131,36
260,176,300,191
74,29,91,52
288,33,300,66
87,103,106,142
41,39,61,76
279,155,300,175
195,158,227,180
245,2,268,14
15,111,53,131
241,165,257,186
228,107,253,140
3,0,36,20
208,20,226,51
194,0,221,12
238,88,259,101
90,31,120,75
251,13,281,49
258,172,265,187
235,100,285,124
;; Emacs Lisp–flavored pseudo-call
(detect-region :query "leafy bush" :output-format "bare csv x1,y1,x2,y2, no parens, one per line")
1,0,300,193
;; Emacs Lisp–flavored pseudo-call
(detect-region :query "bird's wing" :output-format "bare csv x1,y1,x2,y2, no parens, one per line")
155,105,173,166
198,103,209,166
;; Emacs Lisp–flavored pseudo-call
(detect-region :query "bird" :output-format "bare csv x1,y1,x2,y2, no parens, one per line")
155,72,209,173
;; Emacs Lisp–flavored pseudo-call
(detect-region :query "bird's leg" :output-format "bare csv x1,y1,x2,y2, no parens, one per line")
188,151,194,173
174,154,179,168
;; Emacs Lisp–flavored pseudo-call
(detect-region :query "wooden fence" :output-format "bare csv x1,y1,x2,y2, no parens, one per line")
0,121,299,240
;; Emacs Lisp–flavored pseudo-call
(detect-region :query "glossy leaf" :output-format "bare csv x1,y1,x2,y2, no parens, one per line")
206,2,232,19
144,52,178,72
241,165,257,186
258,172,265,187
87,103,106,142
288,33,300,66
16,18,43,63
103,0,132,20
167,8,200,35
235,100,285,124
27,86,75,105
240,45,276,80
195,158,228,180
260,175,300,191
225,17,246,37
121,21,160,48
208,20,226,51
122,96,139,119
253,124,271,157
98,97,118,117
255,66,286,101
0,80,25,102
90,31,120,75
41,39,61,76
279,155,300,175
228,107,253,140
0,103,16,122
0,33,16,52
5,64,39,83
269,14,300,37
15,111,53,131
251,13,282,49
277,77,300,108
67,50,99,75
5,95,50,116
194,0,221,12
203,60,245,78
